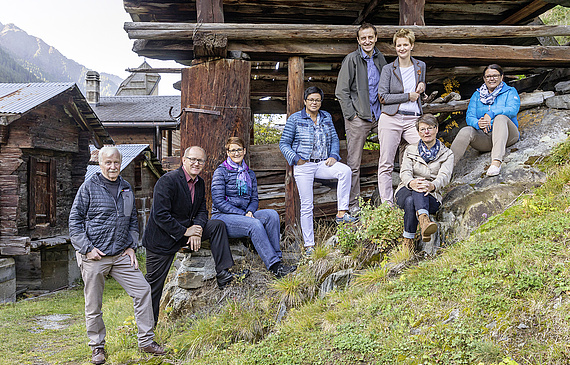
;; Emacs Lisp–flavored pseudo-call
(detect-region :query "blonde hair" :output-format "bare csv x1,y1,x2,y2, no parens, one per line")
393,28,415,45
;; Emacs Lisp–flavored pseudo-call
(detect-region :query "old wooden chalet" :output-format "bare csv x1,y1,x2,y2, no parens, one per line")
121,0,570,225
87,69,182,164
0,82,113,297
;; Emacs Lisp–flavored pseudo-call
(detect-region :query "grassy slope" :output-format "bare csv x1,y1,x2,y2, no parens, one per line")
179,147,570,364
0,142,568,365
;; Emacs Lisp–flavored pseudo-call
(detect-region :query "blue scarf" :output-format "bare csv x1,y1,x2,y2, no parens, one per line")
478,81,504,105
223,157,251,196
418,140,440,163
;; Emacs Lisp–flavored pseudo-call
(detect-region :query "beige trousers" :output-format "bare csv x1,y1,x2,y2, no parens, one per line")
344,115,378,209
77,252,155,349
450,115,519,166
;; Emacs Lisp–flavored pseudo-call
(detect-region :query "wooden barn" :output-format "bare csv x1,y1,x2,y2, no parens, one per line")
0,82,113,294
121,0,570,226
87,144,164,236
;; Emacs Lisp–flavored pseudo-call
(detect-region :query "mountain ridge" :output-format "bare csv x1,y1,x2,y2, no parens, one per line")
0,21,122,96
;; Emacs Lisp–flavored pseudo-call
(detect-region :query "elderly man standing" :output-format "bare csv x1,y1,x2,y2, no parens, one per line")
69,146,165,365
335,22,387,214
143,146,247,326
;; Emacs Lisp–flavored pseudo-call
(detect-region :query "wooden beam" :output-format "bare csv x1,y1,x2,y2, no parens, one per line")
196,0,224,23
124,23,570,41
399,0,425,26
284,56,304,231
229,41,570,66
499,0,550,25
195,0,226,57
126,67,183,73
353,0,386,25
252,79,335,98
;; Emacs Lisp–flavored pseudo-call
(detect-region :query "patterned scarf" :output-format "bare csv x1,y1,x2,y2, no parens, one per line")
418,139,440,163
478,81,504,105
223,157,251,196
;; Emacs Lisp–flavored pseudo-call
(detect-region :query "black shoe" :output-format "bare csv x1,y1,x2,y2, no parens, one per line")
271,262,297,279
216,269,250,289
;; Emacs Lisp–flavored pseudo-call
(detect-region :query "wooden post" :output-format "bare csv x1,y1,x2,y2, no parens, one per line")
180,59,251,209
195,0,227,58
399,0,425,26
284,56,304,231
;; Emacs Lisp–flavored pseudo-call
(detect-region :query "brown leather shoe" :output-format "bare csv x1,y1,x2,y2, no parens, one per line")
140,341,166,355
91,347,106,365
418,214,437,242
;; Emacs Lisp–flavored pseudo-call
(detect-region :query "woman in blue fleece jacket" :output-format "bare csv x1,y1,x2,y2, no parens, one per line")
450,64,520,177
211,136,296,278
279,86,357,255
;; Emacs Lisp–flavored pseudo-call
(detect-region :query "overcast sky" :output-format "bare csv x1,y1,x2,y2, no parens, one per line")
0,0,181,95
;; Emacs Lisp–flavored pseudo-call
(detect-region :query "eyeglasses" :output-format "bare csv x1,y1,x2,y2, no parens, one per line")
484,74,502,80
306,98,322,104
419,126,436,133
227,148,244,155
184,157,206,165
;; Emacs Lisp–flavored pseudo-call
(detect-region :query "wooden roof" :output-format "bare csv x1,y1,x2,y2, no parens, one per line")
124,0,569,26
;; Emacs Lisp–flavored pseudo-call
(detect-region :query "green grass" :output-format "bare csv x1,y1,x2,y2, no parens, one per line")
1,140,569,364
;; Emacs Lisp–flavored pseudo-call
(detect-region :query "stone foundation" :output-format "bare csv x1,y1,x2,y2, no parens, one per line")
0,258,16,303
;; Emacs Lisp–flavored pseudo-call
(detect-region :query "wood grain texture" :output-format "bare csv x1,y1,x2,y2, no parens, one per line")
180,59,251,209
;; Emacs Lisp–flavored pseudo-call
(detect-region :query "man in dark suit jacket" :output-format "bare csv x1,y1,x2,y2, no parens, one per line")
143,146,247,325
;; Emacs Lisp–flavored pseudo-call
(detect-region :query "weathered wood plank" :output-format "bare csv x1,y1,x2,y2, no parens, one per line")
125,23,570,41
284,56,304,229
180,59,251,209
400,0,425,26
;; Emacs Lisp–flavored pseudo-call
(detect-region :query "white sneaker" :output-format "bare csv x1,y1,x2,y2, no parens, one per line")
486,164,501,177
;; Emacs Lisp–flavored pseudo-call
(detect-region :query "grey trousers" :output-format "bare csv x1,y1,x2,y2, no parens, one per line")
77,252,155,349
344,115,378,209
450,115,519,166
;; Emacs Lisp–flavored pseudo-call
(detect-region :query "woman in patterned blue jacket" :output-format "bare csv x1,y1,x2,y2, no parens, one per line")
279,86,357,255
212,136,296,278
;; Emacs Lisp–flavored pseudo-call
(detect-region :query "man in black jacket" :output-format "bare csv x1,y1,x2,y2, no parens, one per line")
143,146,246,326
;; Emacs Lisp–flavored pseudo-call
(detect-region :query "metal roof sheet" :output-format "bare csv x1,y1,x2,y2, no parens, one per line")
0,82,75,114
91,95,180,122
86,144,150,181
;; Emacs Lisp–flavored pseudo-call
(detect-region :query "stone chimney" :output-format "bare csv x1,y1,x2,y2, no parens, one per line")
85,71,100,105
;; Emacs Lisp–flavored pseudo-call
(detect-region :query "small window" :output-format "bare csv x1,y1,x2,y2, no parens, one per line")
28,156,56,228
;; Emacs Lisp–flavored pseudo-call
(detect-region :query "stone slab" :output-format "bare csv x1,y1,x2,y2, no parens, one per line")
545,94,570,109
0,258,16,303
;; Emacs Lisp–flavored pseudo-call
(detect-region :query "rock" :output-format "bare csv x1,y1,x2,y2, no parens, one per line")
443,309,459,324
319,269,354,298
546,94,570,109
324,235,338,247
441,108,570,243
555,80,570,94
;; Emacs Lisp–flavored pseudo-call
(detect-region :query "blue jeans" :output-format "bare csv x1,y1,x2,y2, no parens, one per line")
211,209,282,269
395,188,440,239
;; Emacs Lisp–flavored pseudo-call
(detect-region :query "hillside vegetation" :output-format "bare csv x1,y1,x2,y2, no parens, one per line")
0,137,568,365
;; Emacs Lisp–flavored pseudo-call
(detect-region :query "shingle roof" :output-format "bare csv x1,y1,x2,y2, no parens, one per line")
86,144,163,181
0,82,75,114
91,95,180,122
0,82,114,147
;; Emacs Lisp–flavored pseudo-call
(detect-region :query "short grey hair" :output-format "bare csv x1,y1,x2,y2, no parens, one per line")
99,146,122,162
184,146,206,158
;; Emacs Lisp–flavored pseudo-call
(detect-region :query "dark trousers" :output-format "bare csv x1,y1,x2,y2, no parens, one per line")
395,188,440,237
145,219,234,325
